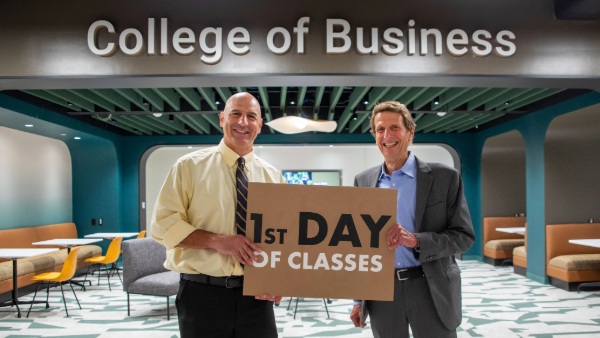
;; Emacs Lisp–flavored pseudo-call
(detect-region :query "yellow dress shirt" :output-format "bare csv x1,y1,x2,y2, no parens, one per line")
151,140,286,276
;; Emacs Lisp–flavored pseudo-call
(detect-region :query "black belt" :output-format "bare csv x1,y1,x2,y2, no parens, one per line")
181,273,244,288
395,266,424,281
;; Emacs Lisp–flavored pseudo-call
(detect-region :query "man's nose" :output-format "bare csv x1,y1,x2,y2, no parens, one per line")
238,115,249,125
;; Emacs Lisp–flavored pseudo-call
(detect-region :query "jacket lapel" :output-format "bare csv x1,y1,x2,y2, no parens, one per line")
368,167,380,187
415,158,433,232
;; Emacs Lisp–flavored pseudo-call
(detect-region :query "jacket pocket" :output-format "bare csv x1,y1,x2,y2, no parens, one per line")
445,264,461,283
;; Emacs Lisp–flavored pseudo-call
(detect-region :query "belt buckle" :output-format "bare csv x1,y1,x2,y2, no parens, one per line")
396,269,409,281
224,276,235,288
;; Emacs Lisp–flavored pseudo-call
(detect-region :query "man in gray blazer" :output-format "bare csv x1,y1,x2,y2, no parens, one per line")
349,101,474,338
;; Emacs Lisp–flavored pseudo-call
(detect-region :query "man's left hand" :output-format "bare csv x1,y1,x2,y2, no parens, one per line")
387,224,419,249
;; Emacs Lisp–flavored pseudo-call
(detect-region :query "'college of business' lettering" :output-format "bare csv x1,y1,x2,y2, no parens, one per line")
88,17,516,64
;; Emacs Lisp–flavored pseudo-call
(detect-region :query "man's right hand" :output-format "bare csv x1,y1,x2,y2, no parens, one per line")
178,230,261,266
214,234,262,265
350,304,366,328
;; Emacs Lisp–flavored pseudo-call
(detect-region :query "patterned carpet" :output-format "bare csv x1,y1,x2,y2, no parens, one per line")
1,260,600,338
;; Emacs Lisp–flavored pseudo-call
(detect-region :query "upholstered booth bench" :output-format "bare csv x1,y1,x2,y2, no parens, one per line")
546,223,600,291
0,223,102,296
513,245,527,276
483,216,526,266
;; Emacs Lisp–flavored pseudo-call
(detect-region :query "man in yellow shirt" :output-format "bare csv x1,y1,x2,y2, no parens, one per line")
152,92,286,338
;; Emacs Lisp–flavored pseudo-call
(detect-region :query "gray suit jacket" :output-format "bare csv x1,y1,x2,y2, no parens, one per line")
354,157,474,330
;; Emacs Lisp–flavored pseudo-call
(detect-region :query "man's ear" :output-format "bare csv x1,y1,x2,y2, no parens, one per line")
219,112,224,127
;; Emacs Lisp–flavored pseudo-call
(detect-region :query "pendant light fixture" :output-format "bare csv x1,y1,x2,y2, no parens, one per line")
265,116,337,134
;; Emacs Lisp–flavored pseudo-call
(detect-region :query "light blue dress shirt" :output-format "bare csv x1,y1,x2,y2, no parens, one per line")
377,152,420,269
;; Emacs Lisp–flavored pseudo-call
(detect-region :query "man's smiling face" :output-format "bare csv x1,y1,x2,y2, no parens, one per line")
220,93,263,156
374,111,414,172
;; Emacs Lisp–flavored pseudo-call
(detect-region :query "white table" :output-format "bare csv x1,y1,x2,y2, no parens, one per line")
84,232,139,239
569,239,600,248
32,238,103,253
0,248,59,318
496,227,526,235
568,239,600,292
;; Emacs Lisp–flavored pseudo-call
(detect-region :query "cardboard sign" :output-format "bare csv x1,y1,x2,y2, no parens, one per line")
243,183,396,301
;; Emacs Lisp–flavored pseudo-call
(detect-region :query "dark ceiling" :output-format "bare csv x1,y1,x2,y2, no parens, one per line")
4,85,583,137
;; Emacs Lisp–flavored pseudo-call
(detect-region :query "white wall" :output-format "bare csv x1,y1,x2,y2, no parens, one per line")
0,127,72,228
144,144,456,232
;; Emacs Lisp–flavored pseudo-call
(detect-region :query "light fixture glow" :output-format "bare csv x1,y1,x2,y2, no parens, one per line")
265,116,337,134
74,136,81,140
294,118,308,129
25,124,33,127
436,112,447,116
152,113,163,117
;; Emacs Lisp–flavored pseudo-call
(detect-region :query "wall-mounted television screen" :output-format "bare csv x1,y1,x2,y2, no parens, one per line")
282,170,342,186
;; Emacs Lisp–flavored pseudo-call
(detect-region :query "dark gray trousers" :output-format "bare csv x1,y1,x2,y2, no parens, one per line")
367,275,457,338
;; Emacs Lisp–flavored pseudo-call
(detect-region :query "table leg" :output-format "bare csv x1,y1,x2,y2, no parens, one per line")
0,258,49,318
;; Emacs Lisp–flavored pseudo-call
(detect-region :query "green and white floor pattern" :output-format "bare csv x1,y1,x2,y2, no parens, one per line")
1,260,600,337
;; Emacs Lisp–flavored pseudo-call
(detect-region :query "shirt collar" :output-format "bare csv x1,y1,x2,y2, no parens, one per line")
218,139,255,168
378,151,416,179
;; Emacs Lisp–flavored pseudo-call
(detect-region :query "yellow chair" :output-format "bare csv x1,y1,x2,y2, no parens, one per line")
83,237,123,291
27,246,82,317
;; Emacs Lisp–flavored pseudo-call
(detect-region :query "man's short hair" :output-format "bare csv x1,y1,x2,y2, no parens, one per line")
369,101,417,136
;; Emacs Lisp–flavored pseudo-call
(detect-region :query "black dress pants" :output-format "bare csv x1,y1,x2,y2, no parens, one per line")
176,279,278,338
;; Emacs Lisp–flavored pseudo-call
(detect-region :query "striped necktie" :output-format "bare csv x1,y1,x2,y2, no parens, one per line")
235,157,248,236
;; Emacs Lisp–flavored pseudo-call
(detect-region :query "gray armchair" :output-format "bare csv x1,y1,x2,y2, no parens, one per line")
122,237,179,320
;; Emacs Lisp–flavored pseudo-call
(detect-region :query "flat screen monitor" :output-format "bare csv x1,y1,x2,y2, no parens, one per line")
282,170,342,186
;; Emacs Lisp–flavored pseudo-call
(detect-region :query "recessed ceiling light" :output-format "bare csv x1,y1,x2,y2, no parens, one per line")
74,136,81,140
436,112,447,117
60,133,66,136
25,124,33,127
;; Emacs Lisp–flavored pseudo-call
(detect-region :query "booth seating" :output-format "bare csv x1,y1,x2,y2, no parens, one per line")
513,229,528,276
513,245,527,276
483,217,526,266
0,223,102,295
546,223,600,291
